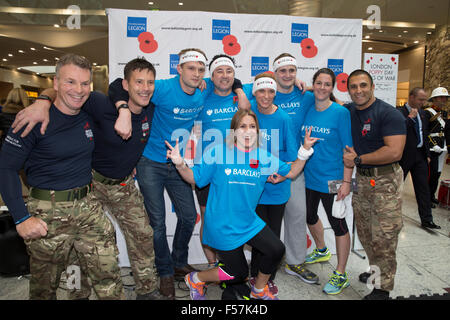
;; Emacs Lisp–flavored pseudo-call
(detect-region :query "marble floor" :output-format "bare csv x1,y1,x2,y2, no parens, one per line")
1,164,449,300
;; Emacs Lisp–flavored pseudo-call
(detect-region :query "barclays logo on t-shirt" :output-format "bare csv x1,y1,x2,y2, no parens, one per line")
127,17,147,38
207,106,238,116
173,106,203,115
225,168,261,178
303,125,330,135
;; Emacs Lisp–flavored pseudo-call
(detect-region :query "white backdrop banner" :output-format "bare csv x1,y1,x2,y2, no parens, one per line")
106,9,363,265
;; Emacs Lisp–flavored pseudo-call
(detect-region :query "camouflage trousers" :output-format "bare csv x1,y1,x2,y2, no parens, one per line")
69,175,157,298
353,164,404,291
25,191,124,300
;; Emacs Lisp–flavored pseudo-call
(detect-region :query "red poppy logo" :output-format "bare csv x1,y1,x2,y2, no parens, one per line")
222,35,241,56
250,159,259,169
361,128,368,136
336,73,349,92
233,95,238,104
138,32,158,54
300,38,318,58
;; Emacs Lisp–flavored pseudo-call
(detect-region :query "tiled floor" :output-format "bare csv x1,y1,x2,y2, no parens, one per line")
1,164,449,300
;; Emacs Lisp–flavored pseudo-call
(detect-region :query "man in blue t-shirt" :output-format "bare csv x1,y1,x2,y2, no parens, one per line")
342,69,406,300
108,48,249,299
0,54,124,300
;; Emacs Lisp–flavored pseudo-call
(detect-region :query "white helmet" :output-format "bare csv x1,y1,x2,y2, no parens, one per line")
429,87,449,101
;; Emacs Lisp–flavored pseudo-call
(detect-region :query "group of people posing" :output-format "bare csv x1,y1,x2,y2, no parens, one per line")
2,46,443,301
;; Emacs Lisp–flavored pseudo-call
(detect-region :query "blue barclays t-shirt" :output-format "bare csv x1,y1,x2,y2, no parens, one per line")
195,92,238,162
83,91,154,179
302,102,353,193
192,144,291,251
0,105,95,223
251,103,297,204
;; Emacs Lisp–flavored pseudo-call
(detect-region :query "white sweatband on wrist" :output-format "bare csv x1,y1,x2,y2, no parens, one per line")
273,56,297,71
179,51,207,65
297,145,314,160
210,57,235,75
252,77,277,95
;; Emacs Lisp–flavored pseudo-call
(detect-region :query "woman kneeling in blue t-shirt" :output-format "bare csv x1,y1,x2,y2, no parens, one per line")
302,68,353,295
165,109,317,300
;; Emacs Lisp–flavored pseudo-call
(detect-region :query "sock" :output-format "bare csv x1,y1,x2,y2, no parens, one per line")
317,246,328,253
252,285,264,293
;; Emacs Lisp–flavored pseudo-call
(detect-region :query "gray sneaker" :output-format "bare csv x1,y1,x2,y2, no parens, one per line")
285,263,319,284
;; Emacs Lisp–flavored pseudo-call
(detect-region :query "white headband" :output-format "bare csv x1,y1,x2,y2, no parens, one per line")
252,77,277,95
209,57,235,75
179,50,207,65
273,56,297,71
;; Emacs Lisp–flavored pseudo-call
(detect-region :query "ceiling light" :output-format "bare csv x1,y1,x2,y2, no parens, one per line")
2,58,7,61
398,35,402,37
8,53,13,57
55,57,59,60
403,30,408,33
148,1,154,4
54,24,60,28
43,59,48,62
43,46,53,50
178,2,183,5
379,30,383,33
18,50,24,53
30,47,36,51
427,31,432,35
365,35,370,39
33,61,37,64
368,47,373,50
414,40,419,44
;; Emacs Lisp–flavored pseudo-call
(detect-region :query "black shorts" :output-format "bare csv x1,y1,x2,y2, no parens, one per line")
195,184,210,207
305,188,349,236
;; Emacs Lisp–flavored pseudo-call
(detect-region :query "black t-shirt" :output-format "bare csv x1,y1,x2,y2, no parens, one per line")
83,92,154,179
0,105,95,223
345,98,406,168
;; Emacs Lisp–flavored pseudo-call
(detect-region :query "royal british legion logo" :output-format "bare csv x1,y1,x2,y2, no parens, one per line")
291,23,309,43
127,17,147,38
327,59,344,76
169,54,179,75
251,56,269,77
212,19,231,40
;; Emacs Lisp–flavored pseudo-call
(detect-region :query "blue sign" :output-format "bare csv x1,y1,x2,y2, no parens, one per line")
212,19,231,40
169,54,179,75
127,17,147,37
327,59,344,76
291,23,309,43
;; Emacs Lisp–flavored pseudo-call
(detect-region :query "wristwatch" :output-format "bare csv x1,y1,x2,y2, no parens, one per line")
354,155,362,167
36,94,52,102
117,103,129,112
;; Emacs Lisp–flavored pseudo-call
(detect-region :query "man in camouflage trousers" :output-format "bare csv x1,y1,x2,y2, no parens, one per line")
14,58,162,299
0,54,124,300
343,70,406,300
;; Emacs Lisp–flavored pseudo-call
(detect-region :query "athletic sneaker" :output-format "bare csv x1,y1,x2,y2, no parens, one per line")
285,263,319,284
305,247,331,264
249,277,278,296
185,272,206,300
323,271,349,295
250,284,279,300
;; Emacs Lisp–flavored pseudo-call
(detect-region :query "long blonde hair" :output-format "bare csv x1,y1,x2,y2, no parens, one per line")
4,88,29,112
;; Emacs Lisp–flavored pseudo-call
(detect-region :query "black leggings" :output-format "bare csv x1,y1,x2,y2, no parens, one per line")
306,188,349,237
217,225,285,285
250,203,286,280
